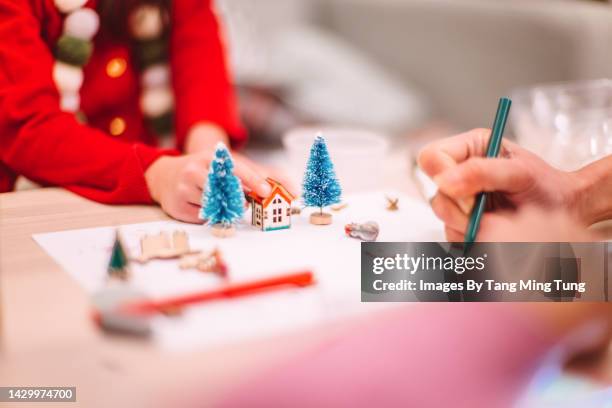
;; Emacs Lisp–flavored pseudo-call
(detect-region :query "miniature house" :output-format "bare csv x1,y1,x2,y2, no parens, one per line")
248,178,295,231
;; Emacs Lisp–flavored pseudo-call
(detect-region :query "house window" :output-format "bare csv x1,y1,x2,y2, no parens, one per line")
278,215,282,222
286,208,290,216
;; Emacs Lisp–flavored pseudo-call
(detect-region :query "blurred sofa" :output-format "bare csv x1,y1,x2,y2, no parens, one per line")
316,0,612,128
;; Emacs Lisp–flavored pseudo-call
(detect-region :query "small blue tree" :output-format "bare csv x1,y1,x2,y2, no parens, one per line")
302,134,342,214
200,143,245,228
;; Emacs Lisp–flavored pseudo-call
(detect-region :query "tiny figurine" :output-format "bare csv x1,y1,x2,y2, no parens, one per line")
302,133,342,225
179,247,228,277
247,178,295,231
135,230,198,263
331,202,348,212
386,196,399,211
345,221,380,241
108,230,130,280
200,143,245,237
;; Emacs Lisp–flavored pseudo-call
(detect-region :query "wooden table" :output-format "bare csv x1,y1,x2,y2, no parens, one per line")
1,187,610,407
0,188,367,407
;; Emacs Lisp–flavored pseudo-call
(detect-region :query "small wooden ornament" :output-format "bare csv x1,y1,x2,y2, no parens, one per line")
134,230,197,263
247,178,295,232
386,196,399,211
179,248,228,277
310,212,332,225
211,224,235,238
331,202,348,212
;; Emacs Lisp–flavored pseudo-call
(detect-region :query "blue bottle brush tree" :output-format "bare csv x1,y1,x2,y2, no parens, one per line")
302,133,342,225
200,143,245,237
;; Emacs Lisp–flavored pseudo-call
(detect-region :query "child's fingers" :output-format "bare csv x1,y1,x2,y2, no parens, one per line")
265,167,298,196
233,157,272,197
171,201,202,224
184,184,203,207
181,161,207,191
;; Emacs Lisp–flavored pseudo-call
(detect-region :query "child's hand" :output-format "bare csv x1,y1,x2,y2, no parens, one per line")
417,128,587,241
145,151,279,223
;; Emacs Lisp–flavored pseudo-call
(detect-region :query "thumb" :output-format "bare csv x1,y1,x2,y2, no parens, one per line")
434,157,533,199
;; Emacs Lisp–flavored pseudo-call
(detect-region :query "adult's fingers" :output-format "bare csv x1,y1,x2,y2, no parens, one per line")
477,207,595,242
417,128,491,178
444,226,464,242
431,193,470,233
441,211,510,243
434,157,533,199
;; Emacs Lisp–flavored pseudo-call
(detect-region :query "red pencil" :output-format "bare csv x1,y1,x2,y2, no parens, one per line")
118,270,315,316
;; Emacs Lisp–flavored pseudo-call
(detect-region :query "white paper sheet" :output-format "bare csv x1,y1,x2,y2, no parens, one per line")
33,192,443,351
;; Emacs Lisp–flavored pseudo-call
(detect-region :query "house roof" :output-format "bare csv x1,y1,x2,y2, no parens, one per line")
248,178,295,207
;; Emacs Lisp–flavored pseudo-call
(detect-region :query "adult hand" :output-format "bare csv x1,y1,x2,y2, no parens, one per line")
418,128,589,241
474,206,597,243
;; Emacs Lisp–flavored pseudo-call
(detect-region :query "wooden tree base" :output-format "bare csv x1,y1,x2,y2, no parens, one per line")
310,212,332,225
211,224,235,238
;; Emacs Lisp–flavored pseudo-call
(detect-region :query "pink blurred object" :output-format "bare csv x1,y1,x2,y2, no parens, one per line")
219,304,557,408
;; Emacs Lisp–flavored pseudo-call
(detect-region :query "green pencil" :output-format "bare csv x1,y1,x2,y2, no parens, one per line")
463,97,512,250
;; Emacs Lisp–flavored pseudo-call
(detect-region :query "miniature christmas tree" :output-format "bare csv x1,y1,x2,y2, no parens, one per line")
302,133,342,225
108,230,129,280
200,143,245,237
